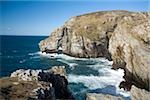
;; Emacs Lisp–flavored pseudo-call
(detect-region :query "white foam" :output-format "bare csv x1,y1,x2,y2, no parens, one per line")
68,69,124,89
28,52,41,56
57,59,78,70
38,51,130,97
30,56,40,59
39,52,111,61
68,68,130,97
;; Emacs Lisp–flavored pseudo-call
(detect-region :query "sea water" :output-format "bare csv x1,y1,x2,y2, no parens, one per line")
0,35,130,100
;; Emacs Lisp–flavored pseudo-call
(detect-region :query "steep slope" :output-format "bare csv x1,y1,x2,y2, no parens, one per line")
39,11,132,59
39,10,150,99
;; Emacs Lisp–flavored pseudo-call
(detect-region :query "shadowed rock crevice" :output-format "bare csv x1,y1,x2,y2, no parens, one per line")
38,71,75,99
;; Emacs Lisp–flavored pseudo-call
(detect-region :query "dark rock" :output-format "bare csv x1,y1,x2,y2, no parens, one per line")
38,71,75,99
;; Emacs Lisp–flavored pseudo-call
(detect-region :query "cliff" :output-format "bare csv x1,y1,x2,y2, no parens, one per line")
39,10,150,99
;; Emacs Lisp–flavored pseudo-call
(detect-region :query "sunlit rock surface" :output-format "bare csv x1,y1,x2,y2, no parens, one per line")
131,85,150,100
86,93,124,100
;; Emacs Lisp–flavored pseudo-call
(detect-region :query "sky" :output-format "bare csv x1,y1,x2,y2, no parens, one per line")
0,0,149,36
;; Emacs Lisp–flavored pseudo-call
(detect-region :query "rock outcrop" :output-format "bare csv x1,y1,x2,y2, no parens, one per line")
86,93,124,100
131,85,150,100
0,66,74,100
39,10,150,99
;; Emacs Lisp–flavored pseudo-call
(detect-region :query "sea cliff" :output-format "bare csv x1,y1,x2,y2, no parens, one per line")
39,10,150,99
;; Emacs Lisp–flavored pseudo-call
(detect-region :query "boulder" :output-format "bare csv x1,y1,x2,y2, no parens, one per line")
86,93,124,100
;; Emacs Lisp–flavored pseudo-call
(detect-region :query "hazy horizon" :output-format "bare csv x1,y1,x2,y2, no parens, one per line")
1,0,149,36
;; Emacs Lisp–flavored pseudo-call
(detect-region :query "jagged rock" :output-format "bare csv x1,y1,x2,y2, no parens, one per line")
86,93,124,100
38,71,74,99
39,10,150,99
49,66,66,77
10,69,42,81
10,66,66,81
0,66,74,99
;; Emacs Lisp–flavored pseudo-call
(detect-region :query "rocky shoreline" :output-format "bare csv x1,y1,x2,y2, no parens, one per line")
39,10,150,99
0,66,75,100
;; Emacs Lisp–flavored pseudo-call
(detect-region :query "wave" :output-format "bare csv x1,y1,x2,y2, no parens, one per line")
32,51,130,97
68,68,130,97
39,52,112,61
39,52,112,67
28,52,41,56
68,69,124,89
28,52,41,59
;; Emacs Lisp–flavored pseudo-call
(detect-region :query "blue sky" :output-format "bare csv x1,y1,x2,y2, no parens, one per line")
0,0,149,36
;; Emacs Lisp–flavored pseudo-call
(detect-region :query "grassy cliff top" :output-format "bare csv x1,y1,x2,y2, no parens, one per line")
63,10,148,41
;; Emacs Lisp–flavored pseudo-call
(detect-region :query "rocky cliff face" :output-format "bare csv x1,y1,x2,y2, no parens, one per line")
108,11,150,98
39,10,150,99
39,11,128,59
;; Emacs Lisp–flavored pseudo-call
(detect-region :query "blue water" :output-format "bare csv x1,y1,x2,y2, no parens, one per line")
1,35,56,76
0,35,130,100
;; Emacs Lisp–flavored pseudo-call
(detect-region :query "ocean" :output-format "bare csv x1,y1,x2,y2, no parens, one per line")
0,35,130,100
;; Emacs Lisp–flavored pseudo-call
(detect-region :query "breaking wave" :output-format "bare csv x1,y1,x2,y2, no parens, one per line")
34,52,130,98
68,69,130,97
68,68,124,89
28,52,41,56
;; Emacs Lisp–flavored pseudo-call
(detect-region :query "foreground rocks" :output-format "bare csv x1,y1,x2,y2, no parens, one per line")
131,85,150,100
86,93,124,100
0,66,74,100
39,10,150,99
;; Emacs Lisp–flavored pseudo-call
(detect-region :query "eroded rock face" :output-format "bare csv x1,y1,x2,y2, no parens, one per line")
108,12,150,92
39,11,131,59
0,66,74,100
39,10,150,99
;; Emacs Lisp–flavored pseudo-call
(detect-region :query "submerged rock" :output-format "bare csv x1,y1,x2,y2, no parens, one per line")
0,66,74,100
